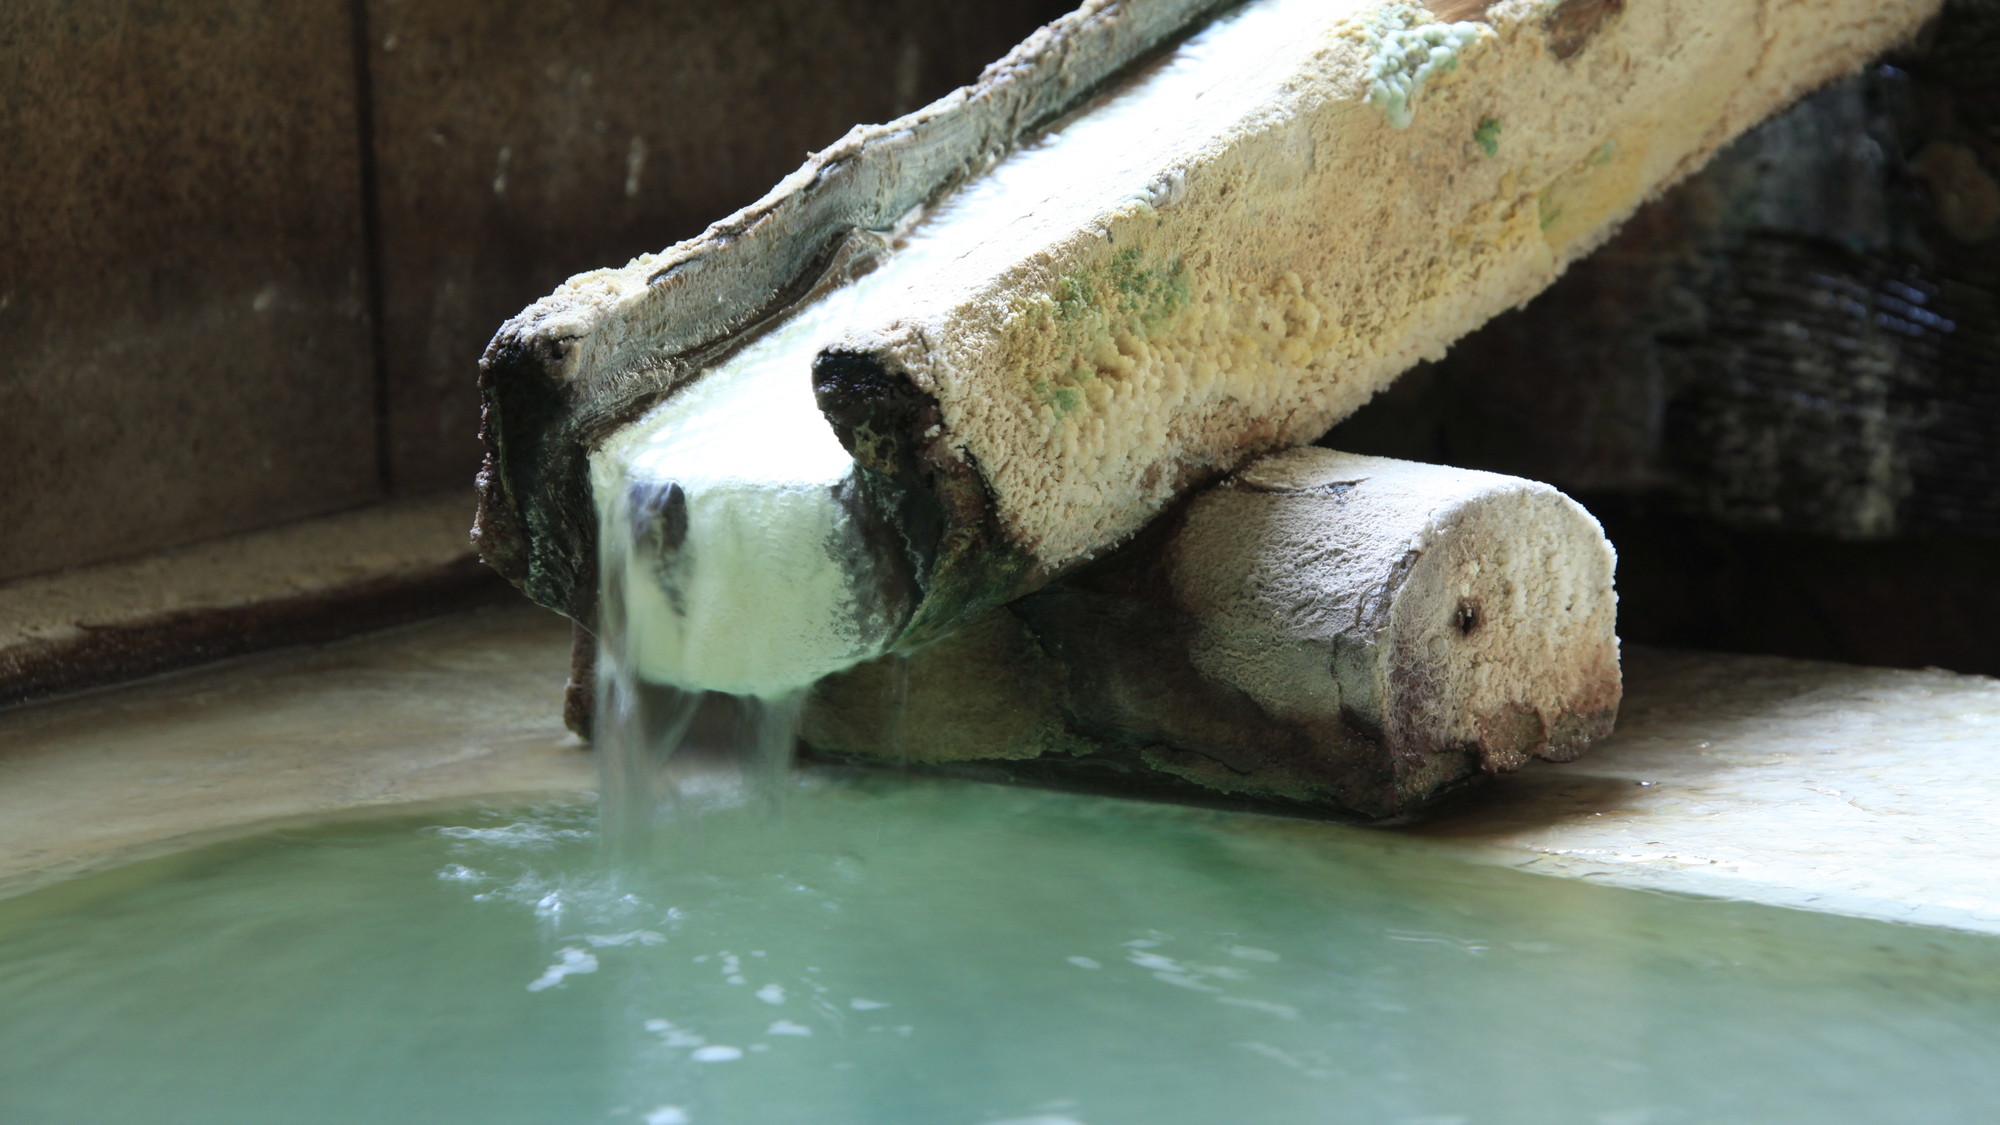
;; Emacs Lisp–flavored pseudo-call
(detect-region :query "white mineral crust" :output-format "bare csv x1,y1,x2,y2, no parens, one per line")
1168,447,1621,779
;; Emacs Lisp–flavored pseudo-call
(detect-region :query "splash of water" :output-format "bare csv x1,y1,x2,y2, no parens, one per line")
592,469,833,860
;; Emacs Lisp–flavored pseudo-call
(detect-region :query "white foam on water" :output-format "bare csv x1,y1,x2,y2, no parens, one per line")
1214,996,1300,1020
431,821,591,850
525,947,598,992
643,1019,707,1049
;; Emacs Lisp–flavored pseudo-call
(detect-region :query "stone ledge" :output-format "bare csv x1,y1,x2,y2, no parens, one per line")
0,492,510,708
0,603,585,899
1405,647,2000,934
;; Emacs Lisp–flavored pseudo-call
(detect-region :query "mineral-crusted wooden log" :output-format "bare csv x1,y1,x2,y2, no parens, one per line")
803,449,1621,819
814,0,1940,640
478,0,1939,640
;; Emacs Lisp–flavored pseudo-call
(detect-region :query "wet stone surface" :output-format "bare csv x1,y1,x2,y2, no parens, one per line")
2,605,1997,936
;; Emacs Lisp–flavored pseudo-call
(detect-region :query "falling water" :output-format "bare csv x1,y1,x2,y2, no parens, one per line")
588,261,917,857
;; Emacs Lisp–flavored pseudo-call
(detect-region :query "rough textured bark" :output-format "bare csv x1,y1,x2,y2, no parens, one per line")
369,0,1076,495
804,449,1620,820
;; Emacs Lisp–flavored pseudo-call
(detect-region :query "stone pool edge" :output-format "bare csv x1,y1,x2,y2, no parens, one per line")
3,605,1996,937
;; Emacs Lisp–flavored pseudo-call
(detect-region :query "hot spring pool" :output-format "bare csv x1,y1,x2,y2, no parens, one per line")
3,771,1996,1125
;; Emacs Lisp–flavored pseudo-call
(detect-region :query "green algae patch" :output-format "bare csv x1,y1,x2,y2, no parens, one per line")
1049,247,1192,336
1475,117,1502,156
1028,247,1192,419
1033,376,1088,418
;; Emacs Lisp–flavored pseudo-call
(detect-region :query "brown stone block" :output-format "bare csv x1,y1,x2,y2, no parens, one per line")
0,0,380,582
367,0,1073,494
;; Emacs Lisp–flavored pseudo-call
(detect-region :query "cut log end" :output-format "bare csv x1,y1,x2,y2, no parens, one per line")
1166,448,1620,809
805,449,1621,820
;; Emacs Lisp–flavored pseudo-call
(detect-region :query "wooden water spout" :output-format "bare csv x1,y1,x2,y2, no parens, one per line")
476,0,1941,814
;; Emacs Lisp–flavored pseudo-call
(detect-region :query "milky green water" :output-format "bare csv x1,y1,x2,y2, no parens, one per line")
3,774,1996,1125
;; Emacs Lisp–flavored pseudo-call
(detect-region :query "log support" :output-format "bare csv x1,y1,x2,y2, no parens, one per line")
804,450,1620,819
